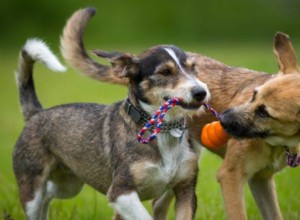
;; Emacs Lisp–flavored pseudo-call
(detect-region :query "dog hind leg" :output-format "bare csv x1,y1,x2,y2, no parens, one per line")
15,165,52,220
16,162,84,220
25,185,52,220
46,166,84,200
14,133,84,219
13,138,54,220
18,167,84,220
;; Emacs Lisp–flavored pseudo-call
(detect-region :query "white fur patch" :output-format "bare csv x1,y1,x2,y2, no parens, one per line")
24,38,66,72
156,132,194,181
130,132,198,198
26,190,43,220
46,181,57,198
111,192,153,220
164,48,187,74
25,182,56,220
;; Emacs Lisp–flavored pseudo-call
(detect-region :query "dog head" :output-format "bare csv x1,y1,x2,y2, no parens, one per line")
219,32,300,147
93,45,210,119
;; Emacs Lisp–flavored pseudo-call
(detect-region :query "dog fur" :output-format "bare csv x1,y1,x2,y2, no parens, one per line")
60,7,300,220
13,23,212,219
218,33,300,220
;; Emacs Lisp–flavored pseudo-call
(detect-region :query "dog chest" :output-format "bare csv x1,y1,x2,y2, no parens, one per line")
131,134,198,199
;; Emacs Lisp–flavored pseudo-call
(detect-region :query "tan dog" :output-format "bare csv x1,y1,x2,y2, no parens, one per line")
61,8,300,220
218,34,300,220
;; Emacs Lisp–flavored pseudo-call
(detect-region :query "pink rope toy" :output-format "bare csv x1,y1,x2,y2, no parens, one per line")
137,98,219,144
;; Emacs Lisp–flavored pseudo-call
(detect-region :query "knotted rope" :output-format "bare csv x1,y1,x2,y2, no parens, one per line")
136,98,221,144
137,97,181,144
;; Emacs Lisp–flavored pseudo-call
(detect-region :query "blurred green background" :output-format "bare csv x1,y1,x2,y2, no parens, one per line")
1,0,300,51
1,0,300,219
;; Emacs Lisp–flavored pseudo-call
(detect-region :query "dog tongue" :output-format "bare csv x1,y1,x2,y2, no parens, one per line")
286,152,300,168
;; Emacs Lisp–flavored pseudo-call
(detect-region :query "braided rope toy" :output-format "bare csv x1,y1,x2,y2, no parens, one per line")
137,98,223,144
137,97,181,144
203,103,220,119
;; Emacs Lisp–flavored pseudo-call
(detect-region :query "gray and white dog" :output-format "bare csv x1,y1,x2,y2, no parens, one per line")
13,10,210,220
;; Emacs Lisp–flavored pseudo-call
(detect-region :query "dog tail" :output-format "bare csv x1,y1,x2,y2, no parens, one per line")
16,38,66,121
60,7,128,85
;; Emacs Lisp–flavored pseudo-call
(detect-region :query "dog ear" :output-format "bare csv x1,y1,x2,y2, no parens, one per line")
93,50,139,78
273,32,300,74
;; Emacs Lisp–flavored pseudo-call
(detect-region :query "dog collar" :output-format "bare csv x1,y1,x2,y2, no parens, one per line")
285,147,300,168
124,99,186,133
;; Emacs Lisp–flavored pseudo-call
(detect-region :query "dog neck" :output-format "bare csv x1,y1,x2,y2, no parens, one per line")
264,134,300,147
124,98,187,133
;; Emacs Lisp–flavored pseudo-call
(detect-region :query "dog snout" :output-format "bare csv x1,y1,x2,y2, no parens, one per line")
219,108,246,135
219,108,255,138
191,87,207,102
219,109,233,129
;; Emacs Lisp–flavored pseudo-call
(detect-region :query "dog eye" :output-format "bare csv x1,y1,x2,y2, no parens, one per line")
255,105,270,118
158,69,172,76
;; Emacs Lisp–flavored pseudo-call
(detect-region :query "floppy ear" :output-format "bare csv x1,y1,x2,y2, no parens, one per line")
93,50,139,78
273,32,300,74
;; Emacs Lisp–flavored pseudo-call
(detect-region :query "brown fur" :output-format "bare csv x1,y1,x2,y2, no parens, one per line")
218,33,300,220
60,8,128,85
60,7,300,220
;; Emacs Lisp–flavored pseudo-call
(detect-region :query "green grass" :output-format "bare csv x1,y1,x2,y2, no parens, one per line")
1,42,300,219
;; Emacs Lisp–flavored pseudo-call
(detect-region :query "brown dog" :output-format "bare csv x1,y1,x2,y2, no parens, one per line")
218,34,300,220
61,7,300,220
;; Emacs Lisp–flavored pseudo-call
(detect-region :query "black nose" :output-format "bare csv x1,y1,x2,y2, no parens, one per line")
218,109,232,128
192,87,207,102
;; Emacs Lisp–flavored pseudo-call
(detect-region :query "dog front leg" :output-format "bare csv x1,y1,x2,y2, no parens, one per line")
173,180,197,220
216,140,250,220
217,163,247,220
109,189,152,220
248,173,282,220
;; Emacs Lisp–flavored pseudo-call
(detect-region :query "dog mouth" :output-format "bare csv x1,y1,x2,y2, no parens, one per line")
163,96,203,110
227,130,271,139
178,101,203,110
219,111,272,139
219,119,271,139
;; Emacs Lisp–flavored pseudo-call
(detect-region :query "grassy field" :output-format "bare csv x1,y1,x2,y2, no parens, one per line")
1,42,300,219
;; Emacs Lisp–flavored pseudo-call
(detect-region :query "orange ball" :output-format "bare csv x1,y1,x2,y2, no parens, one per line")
200,121,230,150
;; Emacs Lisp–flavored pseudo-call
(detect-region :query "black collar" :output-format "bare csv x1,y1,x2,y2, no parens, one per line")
124,99,186,133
